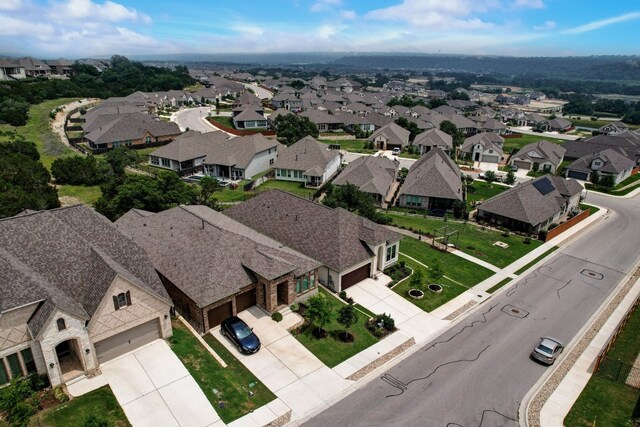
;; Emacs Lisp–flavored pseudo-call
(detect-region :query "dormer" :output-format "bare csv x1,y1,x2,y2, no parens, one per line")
591,158,604,170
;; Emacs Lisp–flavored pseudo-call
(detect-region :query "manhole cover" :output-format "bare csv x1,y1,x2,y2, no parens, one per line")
502,304,529,318
581,269,603,280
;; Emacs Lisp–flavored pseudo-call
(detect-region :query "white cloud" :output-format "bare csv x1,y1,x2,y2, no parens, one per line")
534,20,556,30
564,11,640,34
51,0,151,23
340,9,356,19
365,0,497,29
0,13,54,37
513,0,544,9
316,24,343,39
310,0,342,12
0,0,22,11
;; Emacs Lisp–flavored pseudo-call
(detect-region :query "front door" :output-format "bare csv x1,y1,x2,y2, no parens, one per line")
276,282,288,307
474,152,481,161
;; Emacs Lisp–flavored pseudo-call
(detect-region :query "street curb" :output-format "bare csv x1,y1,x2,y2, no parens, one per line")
519,257,640,427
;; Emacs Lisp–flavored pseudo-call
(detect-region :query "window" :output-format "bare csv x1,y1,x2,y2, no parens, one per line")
57,318,66,331
6,353,22,379
20,349,36,375
0,360,8,385
406,195,422,208
295,278,301,293
386,244,397,262
145,136,151,144
150,156,159,165
310,273,315,288
543,164,552,172
161,158,171,168
269,158,274,166
113,291,132,310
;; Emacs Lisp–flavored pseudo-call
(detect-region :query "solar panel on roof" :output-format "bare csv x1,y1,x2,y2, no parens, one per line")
532,177,555,195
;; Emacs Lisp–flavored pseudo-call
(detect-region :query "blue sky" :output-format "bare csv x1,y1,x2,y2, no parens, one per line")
1,0,639,58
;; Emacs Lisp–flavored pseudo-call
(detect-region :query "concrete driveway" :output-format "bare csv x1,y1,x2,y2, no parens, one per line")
210,306,351,420
100,340,220,427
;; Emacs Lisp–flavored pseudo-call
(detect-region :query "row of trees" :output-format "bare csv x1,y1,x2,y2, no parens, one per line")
322,183,391,225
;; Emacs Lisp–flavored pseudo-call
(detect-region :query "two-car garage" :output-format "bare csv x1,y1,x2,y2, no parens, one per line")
94,318,162,363
340,263,371,291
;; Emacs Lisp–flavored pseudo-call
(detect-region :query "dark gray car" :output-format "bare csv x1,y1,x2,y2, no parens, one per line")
531,336,564,365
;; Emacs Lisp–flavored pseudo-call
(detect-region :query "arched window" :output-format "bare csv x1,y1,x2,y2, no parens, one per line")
113,291,132,311
57,318,66,331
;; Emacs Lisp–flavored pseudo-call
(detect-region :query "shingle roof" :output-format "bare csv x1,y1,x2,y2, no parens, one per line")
512,140,566,166
399,148,463,201
412,128,453,150
299,109,344,125
273,136,339,173
367,122,410,146
566,149,635,175
225,190,402,272
562,134,640,161
115,206,320,307
0,205,169,336
461,132,504,154
478,175,582,227
84,112,180,145
333,156,399,198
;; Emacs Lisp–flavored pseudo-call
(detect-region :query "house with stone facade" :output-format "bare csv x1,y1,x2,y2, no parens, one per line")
460,132,504,163
116,206,321,332
226,190,402,293
0,205,173,387
510,140,566,173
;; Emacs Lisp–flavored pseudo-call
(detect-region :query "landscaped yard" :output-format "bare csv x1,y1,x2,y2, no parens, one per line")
502,133,566,152
466,181,509,211
36,386,130,427
209,115,235,129
293,288,379,368
399,237,494,287
388,213,543,268
565,304,640,427
254,179,316,199
392,256,470,312
169,319,275,424
319,138,376,154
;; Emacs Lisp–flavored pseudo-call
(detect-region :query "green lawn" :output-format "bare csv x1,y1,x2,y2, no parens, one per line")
569,118,639,130
467,181,509,211
393,256,469,312
399,237,493,287
615,173,640,190
37,386,129,427
503,134,566,152
294,288,379,368
565,305,640,427
514,246,559,275
57,185,102,205
486,278,512,294
580,203,600,215
209,116,235,129
254,179,316,199
319,139,376,154
0,98,80,169
169,319,275,424
388,213,542,268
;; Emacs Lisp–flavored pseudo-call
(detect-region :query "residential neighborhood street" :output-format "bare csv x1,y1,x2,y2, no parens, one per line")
172,107,219,133
303,192,640,427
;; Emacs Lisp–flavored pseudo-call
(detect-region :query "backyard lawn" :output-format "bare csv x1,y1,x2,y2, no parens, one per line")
388,213,542,268
319,139,376,154
399,237,493,287
294,288,379,368
466,181,509,211
392,256,469,312
254,179,316,199
502,133,566,152
37,386,130,427
169,319,275,424
209,115,235,129
57,184,102,206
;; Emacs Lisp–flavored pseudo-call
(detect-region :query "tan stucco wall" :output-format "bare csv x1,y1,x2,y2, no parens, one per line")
88,275,172,344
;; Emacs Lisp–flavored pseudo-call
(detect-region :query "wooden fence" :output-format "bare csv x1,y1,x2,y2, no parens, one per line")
545,209,590,242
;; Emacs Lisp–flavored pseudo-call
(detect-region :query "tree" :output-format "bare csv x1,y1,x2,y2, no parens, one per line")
451,90,470,100
51,155,100,185
428,260,444,283
505,170,516,185
305,293,333,337
599,174,615,189
0,98,30,126
590,170,600,185
336,303,358,341
290,80,305,90
483,170,496,185
104,147,141,175
395,117,421,139
440,120,464,148
272,114,319,146
323,183,390,225
452,200,467,219
409,268,424,290
198,176,222,210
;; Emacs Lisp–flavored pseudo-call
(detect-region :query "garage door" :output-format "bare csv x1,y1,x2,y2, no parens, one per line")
567,170,588,180
207,301,233,328
513,160,531,170
482,155,499,163
341,263,371,290
236,289,256,313
95,318,160,364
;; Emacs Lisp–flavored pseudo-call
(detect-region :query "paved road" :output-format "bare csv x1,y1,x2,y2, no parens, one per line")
304,192,639,427
508,127,581,141
172,107,218,133
243,82,274,100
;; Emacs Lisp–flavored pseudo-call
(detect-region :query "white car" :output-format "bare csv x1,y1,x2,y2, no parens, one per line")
392,148,401,155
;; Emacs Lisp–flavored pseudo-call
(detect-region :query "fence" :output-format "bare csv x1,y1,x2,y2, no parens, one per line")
545,209,591,242
206,118,276,137
593,294,640,389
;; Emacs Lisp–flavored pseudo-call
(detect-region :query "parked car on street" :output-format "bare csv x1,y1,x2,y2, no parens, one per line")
531,336,563,365
220,316,261,354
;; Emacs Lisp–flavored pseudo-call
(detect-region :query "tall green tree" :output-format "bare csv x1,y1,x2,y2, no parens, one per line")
305,293,333,337
440,120,464,148
394,117,421,139
104,147,141,175
272,114,319,146
336,303,358,341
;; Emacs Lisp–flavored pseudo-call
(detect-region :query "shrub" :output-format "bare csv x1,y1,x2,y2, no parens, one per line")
53,386,69,403
376,313,395,330
373,327,385,338
398,260,406,268
523,237,531,245
289,302,299,312
271,312,283,322
339,290,347,300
